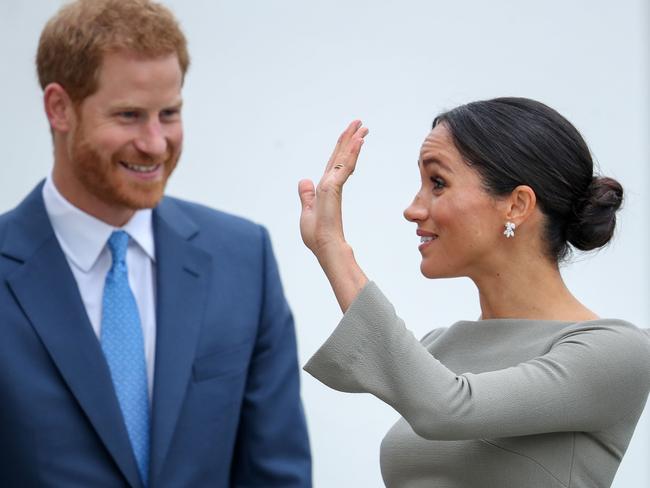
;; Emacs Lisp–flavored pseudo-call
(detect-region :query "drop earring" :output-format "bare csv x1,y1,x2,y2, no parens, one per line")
503,222,516,238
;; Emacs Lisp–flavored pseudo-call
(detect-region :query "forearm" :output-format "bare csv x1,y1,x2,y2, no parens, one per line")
316,241,368,313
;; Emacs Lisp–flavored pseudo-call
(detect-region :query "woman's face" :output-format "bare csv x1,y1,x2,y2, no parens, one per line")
403,124,508,279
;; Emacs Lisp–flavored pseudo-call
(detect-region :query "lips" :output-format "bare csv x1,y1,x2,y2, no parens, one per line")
417,230,438,251
117,159,167,183
120,161,161,173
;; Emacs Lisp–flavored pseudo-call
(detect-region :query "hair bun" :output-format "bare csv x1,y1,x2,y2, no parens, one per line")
566,176,623,251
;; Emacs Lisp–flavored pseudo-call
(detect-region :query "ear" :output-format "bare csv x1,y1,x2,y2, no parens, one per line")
43,83,75,133
504,185,537,225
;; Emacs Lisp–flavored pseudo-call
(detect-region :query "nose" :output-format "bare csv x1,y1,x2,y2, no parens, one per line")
403,191,427,222
134,119,167,158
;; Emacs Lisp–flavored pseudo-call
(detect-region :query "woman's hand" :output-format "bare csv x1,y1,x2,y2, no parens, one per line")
298,120,369,259
298,120,370,312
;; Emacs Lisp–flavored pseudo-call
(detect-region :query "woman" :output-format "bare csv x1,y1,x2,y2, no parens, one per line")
298,97,650,488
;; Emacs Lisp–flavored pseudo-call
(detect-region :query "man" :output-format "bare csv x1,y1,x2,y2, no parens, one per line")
0,0,311,486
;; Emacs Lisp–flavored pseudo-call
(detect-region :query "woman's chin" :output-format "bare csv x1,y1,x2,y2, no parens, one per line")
420,263,459,280
420,265,440,279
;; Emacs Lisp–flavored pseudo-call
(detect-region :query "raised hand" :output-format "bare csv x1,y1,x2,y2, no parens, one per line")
298,120,369,259
298,120,370,312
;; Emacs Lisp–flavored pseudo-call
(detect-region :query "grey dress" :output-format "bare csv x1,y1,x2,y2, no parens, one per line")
304,282,650,488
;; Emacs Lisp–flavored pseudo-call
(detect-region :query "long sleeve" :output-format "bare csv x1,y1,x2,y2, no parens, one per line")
304,282,650,441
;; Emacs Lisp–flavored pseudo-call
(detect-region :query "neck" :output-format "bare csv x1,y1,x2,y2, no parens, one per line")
471,252,598,322
52,161,134,227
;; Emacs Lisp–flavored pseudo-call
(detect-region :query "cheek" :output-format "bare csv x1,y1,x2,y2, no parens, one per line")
463,212,502,248
435,199,498,244
429,197,461,230
166,125,183,150
87,130,131,158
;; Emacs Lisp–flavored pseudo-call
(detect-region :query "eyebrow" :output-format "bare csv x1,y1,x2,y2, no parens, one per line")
109,99,184,111
420,157,453,174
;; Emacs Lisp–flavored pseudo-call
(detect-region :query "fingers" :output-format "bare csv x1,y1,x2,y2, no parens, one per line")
325,120,361,172
324,120,364,175
327,125,368,184
339,126,368,175
306,120,368,202
298,179,316,210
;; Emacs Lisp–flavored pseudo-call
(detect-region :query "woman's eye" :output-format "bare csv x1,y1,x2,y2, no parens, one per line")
430,176,445,190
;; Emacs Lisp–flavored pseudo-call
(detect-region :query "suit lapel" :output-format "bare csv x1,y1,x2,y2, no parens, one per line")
2,184,143,488
149,198,211,484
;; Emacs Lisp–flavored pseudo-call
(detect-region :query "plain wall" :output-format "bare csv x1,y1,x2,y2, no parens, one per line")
1,0,648,486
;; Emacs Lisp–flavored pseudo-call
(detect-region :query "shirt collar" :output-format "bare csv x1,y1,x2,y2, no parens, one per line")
42,175,155,272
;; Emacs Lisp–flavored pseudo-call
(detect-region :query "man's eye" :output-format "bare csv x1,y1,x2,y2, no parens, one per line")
430,177,445,190
161,109,180,119
119,111,139,119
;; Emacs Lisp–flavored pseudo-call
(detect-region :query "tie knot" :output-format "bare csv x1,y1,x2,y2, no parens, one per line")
107,230,129,265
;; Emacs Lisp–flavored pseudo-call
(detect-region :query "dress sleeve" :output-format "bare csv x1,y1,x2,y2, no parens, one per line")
303,282,650,440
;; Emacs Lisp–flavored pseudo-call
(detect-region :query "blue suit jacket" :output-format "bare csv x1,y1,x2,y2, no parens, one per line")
0,183,311,487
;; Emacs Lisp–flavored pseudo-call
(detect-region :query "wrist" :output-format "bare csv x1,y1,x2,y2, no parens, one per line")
316,241,353,268
317,242,368,312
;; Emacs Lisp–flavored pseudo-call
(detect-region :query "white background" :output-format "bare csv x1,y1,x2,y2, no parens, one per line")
1,1,648,486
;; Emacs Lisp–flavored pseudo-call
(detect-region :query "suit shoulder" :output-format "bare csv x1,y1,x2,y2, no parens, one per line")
160,196,266,241
0,206,21,246
0,205,18,228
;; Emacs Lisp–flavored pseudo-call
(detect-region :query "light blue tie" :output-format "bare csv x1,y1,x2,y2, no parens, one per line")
101,231,150,487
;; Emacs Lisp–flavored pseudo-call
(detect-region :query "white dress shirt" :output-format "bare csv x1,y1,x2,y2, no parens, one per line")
42,176,157,400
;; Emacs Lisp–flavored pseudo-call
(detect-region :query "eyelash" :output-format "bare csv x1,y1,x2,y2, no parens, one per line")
115,110,180,121
161,109,179,118
430,176,445,191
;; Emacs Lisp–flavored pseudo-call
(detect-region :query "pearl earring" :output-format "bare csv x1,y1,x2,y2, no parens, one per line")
503,222,516,238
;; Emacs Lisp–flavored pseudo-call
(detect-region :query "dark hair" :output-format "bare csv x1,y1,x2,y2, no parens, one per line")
433,97,623,261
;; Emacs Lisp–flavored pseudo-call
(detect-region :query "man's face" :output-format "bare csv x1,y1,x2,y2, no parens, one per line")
63,51,183,223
